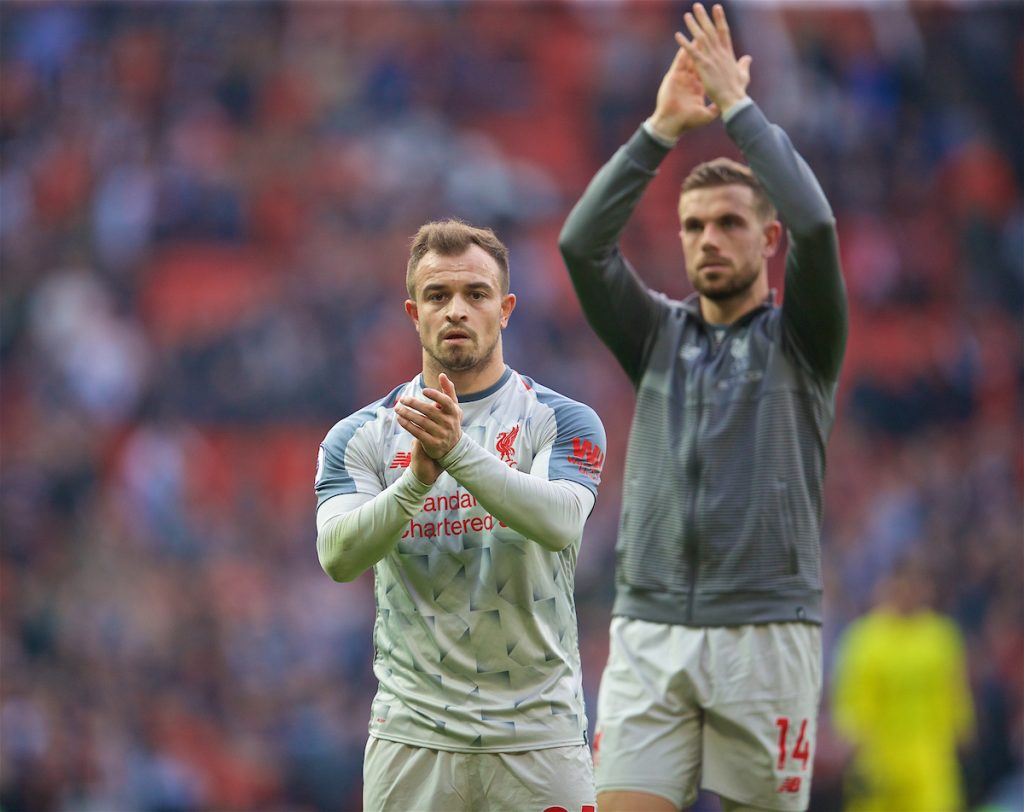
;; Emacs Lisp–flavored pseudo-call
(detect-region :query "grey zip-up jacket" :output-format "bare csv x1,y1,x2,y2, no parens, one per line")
559,101,847,627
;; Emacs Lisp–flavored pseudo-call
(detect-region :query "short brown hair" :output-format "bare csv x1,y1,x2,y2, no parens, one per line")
681,158,776,222
406,219,510,298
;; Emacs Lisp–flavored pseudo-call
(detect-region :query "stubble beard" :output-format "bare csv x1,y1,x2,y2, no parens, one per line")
424,331,499,374
693,261,761,302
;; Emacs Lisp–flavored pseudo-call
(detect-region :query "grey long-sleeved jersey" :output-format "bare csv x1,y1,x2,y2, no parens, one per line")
559,101,847,626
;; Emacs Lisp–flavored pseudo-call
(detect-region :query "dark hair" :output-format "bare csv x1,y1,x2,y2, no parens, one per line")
681,158,776,222
406,219,510,298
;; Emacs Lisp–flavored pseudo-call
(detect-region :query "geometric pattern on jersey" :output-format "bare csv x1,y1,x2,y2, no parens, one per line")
316,366,606,752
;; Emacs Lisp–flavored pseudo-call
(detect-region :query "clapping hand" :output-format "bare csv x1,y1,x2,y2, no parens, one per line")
676,3,751,116
648,25,720,139
395,373,464,471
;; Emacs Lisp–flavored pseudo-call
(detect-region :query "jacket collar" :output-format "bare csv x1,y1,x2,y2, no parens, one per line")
681,289,777,326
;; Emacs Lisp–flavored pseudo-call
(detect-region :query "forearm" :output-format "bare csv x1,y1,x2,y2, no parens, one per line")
316,469,432,582
727,100,847,378
560,126,670,261
558,127,670,381
724,100,834,235
438,435,594,552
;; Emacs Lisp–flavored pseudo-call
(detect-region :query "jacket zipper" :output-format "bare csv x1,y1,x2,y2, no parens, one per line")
684,324,716,624
684,455,700,624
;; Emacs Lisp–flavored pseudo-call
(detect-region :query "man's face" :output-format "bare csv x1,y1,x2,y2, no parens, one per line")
405,245,516,374
678,185,779,301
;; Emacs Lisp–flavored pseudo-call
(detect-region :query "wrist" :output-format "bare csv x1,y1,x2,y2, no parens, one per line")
437,433,469,470
409,467,436,487
720,94,752,119
401,466,435,496
643,116,680,147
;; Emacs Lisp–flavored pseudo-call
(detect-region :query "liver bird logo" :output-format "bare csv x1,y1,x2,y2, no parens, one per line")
495,425,520,466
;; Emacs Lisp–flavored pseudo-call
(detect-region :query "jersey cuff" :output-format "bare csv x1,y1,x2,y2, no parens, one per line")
438,434,473,470
642,118,679,148
722,96,754,123
396,466,434,503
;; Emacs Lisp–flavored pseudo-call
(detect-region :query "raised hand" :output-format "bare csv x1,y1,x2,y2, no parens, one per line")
395,373,464,462
649,37,719,139
676,3,751,114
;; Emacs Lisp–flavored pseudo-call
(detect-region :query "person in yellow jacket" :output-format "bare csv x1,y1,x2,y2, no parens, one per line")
832,560,975,812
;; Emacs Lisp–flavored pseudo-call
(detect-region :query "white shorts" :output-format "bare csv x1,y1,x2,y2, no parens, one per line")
363,736,595,812
594,618,822,811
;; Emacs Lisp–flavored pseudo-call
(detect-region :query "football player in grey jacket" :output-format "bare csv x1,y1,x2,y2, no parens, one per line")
559,4,847,811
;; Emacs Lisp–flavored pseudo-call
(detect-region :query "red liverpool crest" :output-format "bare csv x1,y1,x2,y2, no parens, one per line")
495,425,520,467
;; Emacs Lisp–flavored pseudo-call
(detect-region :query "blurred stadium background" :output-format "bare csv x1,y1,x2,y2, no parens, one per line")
0,2,1020,811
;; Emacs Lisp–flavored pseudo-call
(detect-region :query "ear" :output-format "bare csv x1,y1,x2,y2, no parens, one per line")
404,299,419,328
762,219,783,260
499,293,516,328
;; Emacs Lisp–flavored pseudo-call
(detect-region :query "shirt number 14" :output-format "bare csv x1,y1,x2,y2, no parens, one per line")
775,717,811,770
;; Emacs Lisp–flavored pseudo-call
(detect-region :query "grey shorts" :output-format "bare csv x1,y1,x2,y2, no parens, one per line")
363,736,595,812
594,618,822,811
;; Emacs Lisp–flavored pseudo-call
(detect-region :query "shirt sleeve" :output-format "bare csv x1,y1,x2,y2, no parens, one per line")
438,400,605,552
313,404,431,581
724,101,848,381
316,470,433,582
558,126,675,385
315,407,385,507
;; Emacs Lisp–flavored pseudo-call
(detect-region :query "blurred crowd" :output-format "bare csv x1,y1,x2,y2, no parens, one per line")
1,3,1021,811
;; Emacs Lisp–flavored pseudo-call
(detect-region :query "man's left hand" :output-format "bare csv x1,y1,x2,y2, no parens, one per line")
395,373,464,461
677,3,751,115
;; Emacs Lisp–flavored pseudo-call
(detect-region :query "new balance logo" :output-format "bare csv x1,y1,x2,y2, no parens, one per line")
568,437,603,481
495,425,520,467
542,806,596,812
777,777,802,794
389,452,412,469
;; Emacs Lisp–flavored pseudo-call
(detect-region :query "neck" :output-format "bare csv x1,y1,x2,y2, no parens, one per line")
422,353,507,395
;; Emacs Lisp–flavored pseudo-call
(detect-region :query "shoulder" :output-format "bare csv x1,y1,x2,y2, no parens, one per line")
921,613,966,648
514,373,606,487
321,381,408,454
515,374,605,438
516,374,601,420
655,291,690,324
837,612,886,651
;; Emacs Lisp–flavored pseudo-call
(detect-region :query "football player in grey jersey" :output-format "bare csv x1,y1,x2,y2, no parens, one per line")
560,5,847,811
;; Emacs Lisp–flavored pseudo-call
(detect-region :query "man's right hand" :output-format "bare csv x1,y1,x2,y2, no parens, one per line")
648,37,720,140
